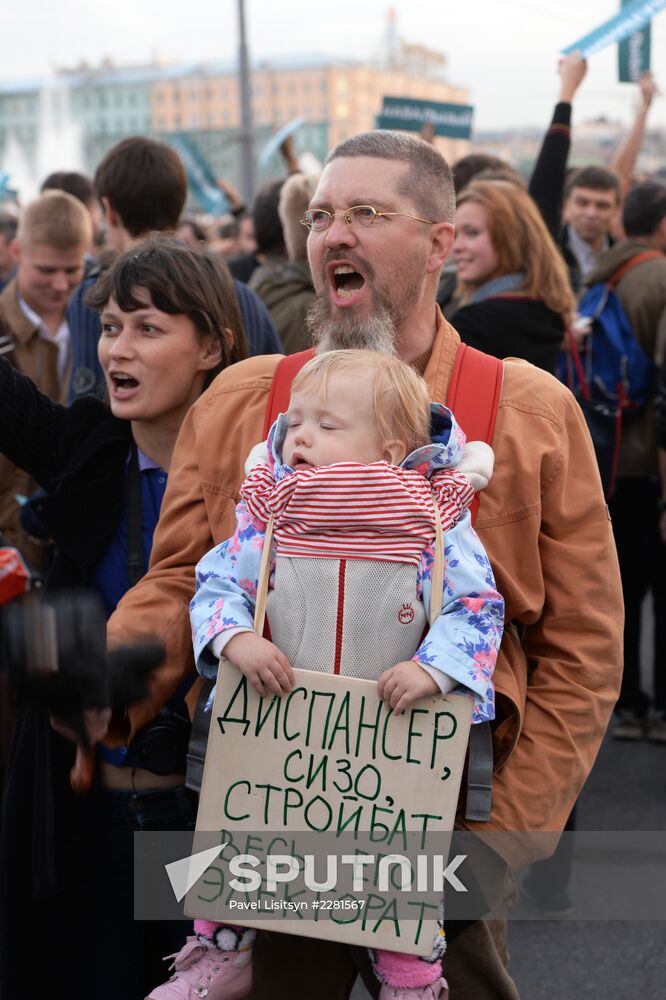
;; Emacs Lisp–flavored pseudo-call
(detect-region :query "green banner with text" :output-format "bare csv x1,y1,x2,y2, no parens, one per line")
376,96,474,140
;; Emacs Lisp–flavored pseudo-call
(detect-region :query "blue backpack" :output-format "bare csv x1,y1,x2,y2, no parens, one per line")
556,251,660,496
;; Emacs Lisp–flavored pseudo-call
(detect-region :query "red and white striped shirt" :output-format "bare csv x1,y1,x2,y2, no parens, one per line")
240,462,475,565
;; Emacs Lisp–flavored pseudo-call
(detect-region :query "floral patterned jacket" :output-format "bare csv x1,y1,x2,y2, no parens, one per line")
190,403,504,723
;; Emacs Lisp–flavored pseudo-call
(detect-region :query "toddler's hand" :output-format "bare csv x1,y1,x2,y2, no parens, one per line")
224,633,294,697
377,661,440,715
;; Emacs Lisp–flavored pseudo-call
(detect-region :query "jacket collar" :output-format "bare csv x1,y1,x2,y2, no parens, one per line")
0,278,40,347
423,306,461,407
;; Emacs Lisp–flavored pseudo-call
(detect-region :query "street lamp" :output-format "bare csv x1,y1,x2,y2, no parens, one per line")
237,0,255,204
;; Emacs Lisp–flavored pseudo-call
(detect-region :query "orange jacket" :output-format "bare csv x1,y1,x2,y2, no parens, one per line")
107,313,623,866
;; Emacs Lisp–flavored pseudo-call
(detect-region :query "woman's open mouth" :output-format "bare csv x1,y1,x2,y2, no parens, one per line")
109,372,140,399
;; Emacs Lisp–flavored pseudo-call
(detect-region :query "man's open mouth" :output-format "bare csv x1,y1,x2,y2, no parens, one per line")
327,262,366,304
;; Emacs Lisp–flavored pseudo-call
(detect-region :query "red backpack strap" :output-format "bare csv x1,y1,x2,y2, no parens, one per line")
609,250,663,287
446,343,504,525
262,349,315,436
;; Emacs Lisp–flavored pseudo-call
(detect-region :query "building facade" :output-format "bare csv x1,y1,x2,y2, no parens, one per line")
0,55,469,205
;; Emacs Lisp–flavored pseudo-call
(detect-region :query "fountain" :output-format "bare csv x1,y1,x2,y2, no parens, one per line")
0,75,84,204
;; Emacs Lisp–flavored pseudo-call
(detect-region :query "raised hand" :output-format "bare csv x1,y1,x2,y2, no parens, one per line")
558,51,588,103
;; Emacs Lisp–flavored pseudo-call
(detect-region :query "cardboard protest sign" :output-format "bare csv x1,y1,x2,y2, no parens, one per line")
619,0,652,81
562,0,665,57
376,96,474,140
186,667,473,955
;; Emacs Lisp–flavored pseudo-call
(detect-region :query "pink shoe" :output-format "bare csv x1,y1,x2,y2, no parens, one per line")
379,978,449,1000
146,937,252,1000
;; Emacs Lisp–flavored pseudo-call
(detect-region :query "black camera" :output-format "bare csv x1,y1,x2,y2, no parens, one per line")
1,582,165,751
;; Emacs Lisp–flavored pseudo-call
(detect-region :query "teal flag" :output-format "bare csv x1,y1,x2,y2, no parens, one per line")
376,97,474,140
167,134,230,214
562,0,666,56
619,0,651,80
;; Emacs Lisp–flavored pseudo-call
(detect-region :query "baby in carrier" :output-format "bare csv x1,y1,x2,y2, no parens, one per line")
148,349,504,1000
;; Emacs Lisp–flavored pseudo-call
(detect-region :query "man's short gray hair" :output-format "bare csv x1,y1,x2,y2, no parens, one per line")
325,130,455,225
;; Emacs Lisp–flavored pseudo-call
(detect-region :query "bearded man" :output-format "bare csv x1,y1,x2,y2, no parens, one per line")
106,131,622,1000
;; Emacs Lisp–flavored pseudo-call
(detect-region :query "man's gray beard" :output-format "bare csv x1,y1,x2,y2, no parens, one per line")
307,293,397,356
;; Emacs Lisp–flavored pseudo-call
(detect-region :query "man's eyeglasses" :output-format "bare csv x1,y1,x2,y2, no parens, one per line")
300,205,438,232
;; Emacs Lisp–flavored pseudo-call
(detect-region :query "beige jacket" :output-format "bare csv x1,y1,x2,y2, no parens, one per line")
0,279,63,570
108,312,623,866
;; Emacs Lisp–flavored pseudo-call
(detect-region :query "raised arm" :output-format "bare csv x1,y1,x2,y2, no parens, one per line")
610,72,659,198
529,51,587,237
0,354,84,489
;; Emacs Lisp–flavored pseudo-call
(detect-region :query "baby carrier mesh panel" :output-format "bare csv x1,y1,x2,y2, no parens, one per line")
266,556,426,680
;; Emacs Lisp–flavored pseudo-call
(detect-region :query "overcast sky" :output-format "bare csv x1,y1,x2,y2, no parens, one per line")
4,0,666,131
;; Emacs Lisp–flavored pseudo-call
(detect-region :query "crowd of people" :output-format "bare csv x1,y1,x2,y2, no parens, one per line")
0,48,663,1000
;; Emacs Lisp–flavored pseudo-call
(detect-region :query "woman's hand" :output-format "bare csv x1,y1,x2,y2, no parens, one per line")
224,632,295,697
51,708,112,794
377,661,440,715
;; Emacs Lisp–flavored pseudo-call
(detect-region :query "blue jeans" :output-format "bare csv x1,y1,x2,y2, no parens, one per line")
91,784,197,1000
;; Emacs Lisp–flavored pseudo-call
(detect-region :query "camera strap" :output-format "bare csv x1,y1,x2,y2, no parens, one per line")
125,441,145,587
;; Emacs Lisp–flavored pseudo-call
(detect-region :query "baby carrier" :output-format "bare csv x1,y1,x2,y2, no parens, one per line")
188,345,503,823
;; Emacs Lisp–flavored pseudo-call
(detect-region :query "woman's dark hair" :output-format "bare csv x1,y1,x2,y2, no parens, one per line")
87,235,247,389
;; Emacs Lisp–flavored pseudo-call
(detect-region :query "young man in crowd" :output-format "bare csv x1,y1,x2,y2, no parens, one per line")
0,191,91,568
103,131,623,1000
561,165,622,291
67,137,281,402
